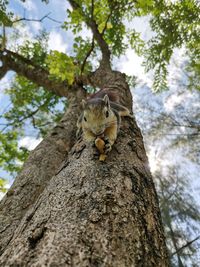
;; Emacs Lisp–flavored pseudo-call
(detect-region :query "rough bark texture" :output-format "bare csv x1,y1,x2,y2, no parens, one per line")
0,87,85,255
0,70,169,266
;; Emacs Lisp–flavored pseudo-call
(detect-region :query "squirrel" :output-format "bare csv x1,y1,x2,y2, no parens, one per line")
76,89,133,161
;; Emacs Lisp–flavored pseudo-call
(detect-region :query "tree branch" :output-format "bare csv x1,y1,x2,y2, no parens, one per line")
3,48,42,69
12,12,62,25
0,107,40,133
0,98,52,133
68,0,111,69
91,0,94,21
0,49,70,97
101,9,114,36
80,37,94,74
171,235,200,257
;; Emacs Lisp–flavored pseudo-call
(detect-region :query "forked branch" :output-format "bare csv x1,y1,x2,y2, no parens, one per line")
68,0,111,69
12,12,62,25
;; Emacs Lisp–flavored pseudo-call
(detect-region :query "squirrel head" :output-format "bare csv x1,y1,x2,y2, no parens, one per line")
81,95,116,136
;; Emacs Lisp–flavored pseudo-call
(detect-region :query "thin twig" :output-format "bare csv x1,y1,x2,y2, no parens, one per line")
0,107,40,133
81,37,94,74
91,0,94,20
68,0,111,68
46,16,62,24
101,10,113,36
0,96,54,133
171,236,200,257
12,12,62,25
0,102,12,118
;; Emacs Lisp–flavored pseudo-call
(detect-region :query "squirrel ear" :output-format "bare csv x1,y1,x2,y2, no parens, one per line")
81,99,87,108
103,94,110,108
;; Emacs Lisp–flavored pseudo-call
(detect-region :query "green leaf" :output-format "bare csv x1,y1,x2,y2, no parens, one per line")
0,178,7,193
45,51,76,84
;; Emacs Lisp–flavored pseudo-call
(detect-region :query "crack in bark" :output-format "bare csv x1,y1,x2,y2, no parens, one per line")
28,226,47,249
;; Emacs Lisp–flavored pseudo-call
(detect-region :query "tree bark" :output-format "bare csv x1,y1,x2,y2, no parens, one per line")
0,86,85,255
0,70,169,266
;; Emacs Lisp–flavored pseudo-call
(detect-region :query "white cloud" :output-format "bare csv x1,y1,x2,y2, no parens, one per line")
9,23,34,49
16,0,37,12
80,26,92,39
148,148,159,173
19,136,42,151
48,31,68,53
113,15,154,87
126,16,153,41
164,93,188,112
29,21,42,33
115,49,153,88
119,49,144,76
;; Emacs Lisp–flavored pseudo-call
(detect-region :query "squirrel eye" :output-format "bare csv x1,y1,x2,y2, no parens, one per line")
84,116,87,122
105,110,109,118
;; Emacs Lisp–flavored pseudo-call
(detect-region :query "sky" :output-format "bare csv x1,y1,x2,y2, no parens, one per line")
0,1,200,264
0,1,199,203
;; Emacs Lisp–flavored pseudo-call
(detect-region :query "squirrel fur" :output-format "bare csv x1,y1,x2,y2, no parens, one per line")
76,89,132,160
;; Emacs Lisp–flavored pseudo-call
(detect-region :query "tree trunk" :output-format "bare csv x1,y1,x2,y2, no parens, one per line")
0,70,169,266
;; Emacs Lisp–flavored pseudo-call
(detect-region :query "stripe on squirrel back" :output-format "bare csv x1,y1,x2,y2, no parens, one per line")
87,88,119,103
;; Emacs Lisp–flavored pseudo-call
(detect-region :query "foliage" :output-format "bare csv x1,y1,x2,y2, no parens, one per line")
17,31,49,67
46,51,77,83
155,169,200,266
0,34,65,175
128,29,145,56
1,0,199,91
63,0,147,58
0,177,7,193
0,131,29,174
5,75,63,134
62,0,200,91
73,36,95,72
145,0,200,91
0,73,64,175
126,75,137,88
185,41,200,91
0,0,13,27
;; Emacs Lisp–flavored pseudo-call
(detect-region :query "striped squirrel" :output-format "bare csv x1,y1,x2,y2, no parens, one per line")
76,89,132,161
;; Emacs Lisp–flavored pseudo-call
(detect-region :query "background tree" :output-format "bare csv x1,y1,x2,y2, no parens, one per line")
133,55,200,266
154,169,200,267
0,0,199,266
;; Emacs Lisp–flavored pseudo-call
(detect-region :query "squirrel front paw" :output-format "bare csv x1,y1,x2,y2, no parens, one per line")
104,137,112,154
94,138,107,161
95,136,113,155
95,138,105,154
